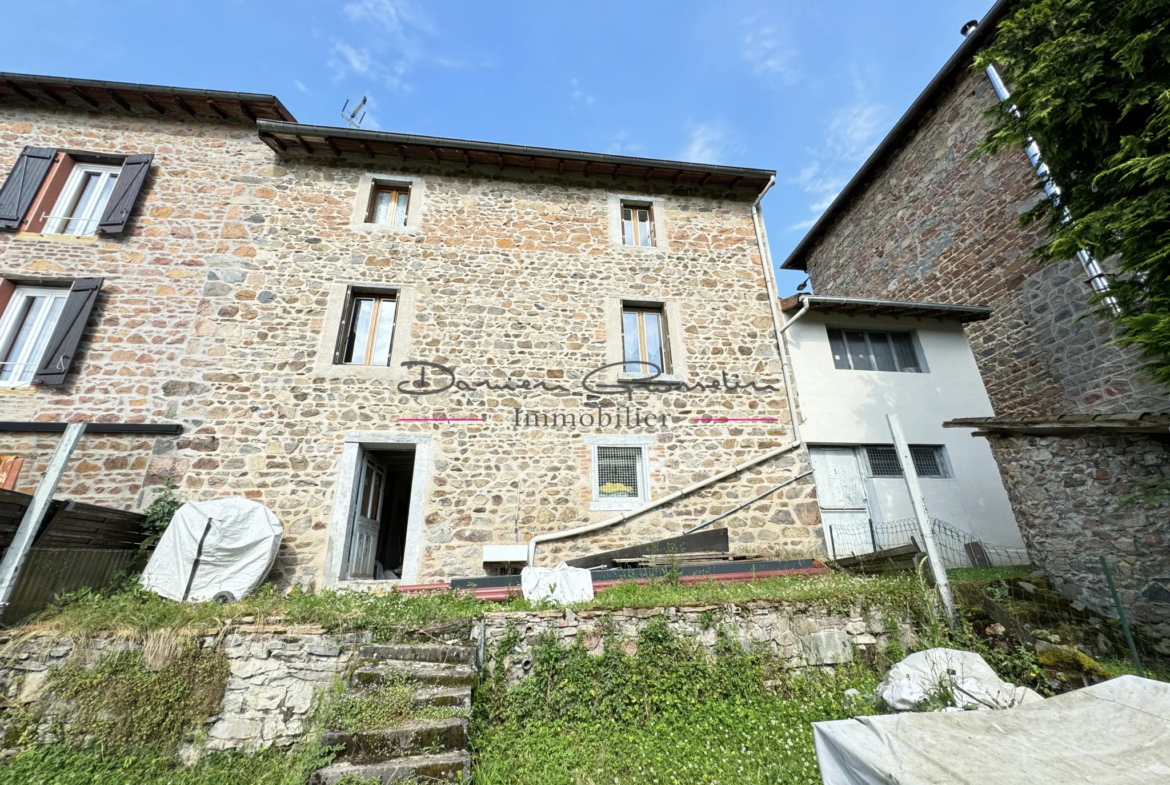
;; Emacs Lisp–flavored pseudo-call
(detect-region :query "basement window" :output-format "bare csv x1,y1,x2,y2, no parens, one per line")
366,184,410,228
589,441,651,510
827,328,921,373
865,445,951,479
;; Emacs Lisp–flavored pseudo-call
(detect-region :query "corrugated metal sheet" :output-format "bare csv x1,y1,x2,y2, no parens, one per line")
2,548,139,624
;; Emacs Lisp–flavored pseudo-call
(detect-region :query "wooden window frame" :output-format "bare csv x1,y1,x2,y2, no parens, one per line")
622,304,671,374
337,290,398,367
620,202,655,247
827,327,922,373
366,184,410,227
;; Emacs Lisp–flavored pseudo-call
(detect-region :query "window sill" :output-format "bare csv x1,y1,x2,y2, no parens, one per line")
12,231,98,243
614,243,665,252
349,222,420,236
617,373,684,385
312,361,407,382
590,498,648,512
0,384,36,395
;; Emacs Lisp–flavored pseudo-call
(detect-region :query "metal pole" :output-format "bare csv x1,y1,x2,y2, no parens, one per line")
886,414,956,622
1100,556,1144,678
0,422,86,614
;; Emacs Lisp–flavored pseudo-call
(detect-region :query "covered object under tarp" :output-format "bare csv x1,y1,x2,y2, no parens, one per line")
814,676,1170,784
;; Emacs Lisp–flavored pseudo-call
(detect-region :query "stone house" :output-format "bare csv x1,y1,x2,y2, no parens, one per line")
780,0,1169,629
0,72,819,589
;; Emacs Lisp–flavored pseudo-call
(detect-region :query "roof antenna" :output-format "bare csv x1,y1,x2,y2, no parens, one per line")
341,97,367,129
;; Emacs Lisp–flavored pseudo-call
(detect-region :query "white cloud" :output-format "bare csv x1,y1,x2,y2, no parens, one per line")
826,100,885,161
607,131,643,156
342,0,436,36
324,0,453,94
679,121,739,165
294,80,309,93
742,23,799,85
570,78,595,110
329,42,373,77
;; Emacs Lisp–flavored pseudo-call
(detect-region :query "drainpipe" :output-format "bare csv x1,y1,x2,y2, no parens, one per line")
525,180,810,567
962,21,1117,311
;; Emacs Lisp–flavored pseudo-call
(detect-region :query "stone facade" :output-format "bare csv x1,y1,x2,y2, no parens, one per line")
987,432,1170,638
0,626,371,754
794,66,1167,419
480,601,913,684
0,100,819,588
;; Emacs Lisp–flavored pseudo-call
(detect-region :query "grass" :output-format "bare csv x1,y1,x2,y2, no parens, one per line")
323,676,466,732
471,618,884,785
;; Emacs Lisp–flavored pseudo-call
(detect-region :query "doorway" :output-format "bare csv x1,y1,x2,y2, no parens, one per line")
808,446,877,560
346,447,416,580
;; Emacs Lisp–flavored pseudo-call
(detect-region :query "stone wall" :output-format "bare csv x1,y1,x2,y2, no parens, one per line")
796,66,1166,419
0,625,372,754
479,601,912,684
987,432,1170,636
0,101,820,587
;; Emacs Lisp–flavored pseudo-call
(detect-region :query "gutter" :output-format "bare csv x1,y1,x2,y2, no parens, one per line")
780,0,1017,271
526,179,812,566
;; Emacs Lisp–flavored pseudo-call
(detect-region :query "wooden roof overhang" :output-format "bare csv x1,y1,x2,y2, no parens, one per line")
0,73,295,123
945,413,1170,437
255,120,775,189
781,295,992,323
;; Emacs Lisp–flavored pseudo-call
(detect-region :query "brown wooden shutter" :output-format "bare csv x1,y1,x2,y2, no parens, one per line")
332,286,355,364
31,278,103,386
0,147,56,230
96,153,153,234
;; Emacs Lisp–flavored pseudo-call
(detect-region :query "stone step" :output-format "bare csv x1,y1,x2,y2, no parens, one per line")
352,660,479,689
310,750,470,784
358,643,477,665
413,685,473,711
321,717,468,764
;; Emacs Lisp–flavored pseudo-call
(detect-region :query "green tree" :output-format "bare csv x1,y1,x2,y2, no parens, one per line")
976,0,1170,384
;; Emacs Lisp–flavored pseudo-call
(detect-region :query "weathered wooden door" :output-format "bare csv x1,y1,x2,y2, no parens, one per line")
808,446,874,559
347,454,385,579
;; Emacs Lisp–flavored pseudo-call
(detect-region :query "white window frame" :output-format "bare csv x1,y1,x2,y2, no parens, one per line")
45,162,122,236
585,435,653,511
863,444,953,479
827,326,924,373
0,286,69,387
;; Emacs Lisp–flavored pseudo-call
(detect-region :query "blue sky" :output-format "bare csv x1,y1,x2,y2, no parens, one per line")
2,0,995,294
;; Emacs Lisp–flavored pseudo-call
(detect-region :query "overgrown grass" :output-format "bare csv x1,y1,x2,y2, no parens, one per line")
19,580,494,641
0,742,333,785
471,618,883,784
323,676,466,732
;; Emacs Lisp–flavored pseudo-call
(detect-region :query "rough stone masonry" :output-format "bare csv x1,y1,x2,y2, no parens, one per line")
0,97,820,588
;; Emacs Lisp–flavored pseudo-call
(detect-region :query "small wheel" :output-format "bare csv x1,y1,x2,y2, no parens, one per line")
212,591,237,604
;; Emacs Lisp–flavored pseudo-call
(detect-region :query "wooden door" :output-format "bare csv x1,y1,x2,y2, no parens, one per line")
347,454,385,579
808,446,874,559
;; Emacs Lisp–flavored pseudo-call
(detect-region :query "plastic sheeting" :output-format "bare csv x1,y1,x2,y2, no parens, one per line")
521,562,594,605
139,497,282,602
875,648,1042,711
815,675,1170,785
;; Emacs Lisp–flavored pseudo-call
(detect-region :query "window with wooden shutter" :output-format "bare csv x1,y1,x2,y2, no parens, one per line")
29,278,103,386
0,285,69,386
96,153,152,234
0,147,57,230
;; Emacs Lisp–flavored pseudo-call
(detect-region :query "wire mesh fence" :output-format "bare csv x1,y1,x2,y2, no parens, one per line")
825,517,1031,569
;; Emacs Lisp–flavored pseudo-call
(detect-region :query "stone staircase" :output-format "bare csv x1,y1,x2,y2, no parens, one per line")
310,642,479,784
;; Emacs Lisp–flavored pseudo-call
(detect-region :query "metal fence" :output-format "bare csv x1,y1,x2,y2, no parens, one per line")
1,548,139,624
826,517,1031,569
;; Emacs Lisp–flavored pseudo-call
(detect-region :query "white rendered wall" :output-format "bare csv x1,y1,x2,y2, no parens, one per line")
786,311,1022,548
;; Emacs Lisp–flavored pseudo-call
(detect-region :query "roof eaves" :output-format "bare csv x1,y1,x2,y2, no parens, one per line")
781,294,993,323
254,120,776,187
780,0,1016,271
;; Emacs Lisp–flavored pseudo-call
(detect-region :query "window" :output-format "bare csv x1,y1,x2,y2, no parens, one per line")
590,443,650,509
366,184,409,228
0,147,151,236
621,202,655,247
622,305,670,374
827,328,921,372
45,163,121,236
864,445,950,479
0,286,68,386
339,291,397,366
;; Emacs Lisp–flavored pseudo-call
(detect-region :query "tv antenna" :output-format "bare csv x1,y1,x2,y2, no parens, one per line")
341,96,367,129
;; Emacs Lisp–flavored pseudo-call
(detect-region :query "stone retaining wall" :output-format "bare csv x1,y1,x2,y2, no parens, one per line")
480,602,914,684
0,625,373,755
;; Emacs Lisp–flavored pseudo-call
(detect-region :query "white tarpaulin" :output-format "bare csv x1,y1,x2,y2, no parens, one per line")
815,675,1170,785
875,648,1042,711
521,562,594,605
139,497,282,602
